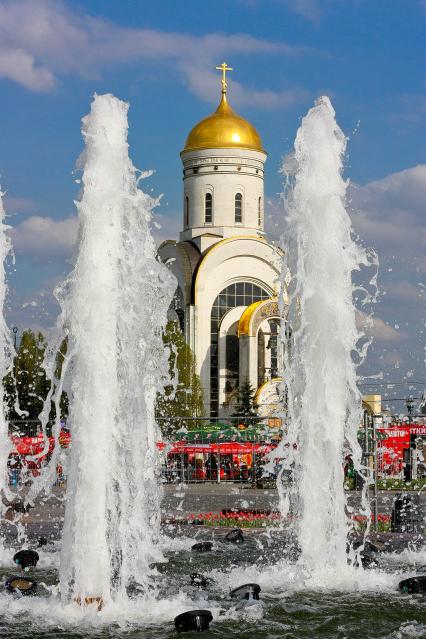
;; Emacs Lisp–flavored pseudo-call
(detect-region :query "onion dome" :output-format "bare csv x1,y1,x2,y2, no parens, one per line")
182,62,264,153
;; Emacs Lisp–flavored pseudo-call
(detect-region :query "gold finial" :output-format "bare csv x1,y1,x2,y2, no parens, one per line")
215,62,233,94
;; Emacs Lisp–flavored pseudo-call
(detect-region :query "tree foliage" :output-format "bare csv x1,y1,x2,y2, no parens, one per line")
3,329,68,432
156,321,204,437
231,380,258,427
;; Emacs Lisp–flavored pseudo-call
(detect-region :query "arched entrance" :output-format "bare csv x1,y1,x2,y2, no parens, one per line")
210,282,270,416
238,298,283,394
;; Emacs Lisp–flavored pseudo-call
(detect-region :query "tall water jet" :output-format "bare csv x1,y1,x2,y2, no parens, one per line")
0,190,14,556
55,94,175,604
279,96,369,578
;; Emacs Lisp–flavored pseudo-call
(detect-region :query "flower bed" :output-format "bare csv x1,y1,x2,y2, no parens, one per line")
352,513,392,532
180,510,393,531
185,509,282,528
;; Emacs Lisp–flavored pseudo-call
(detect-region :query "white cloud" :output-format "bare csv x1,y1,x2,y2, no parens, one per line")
380,350,403,369
356,310,405,343
8,209,180,261
349,164,426,274
241,0,323,23
6,209,180,330
0,0,310,108
277,0,322,23
184,63,309,110
10,215,78,260
385,281,422,303
0,46,54,90
2,194,36,215
390,93,426,125
152,211,180,247
7,275,63,334
265,163,426,359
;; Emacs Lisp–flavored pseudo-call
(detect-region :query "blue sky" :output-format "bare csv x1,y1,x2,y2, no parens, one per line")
0,0,425,409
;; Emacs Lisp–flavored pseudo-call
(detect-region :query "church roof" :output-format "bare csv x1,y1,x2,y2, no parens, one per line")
238,300,264,336
182,63,264,153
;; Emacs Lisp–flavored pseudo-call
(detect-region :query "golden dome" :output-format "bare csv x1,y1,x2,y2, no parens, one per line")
183,93,264,153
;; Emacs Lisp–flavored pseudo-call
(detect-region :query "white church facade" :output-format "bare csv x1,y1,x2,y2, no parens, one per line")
158,64,286,419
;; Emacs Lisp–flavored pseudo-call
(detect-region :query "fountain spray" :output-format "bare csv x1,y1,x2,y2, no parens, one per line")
0,190,14,557
279,97,370,578
55,94,175,604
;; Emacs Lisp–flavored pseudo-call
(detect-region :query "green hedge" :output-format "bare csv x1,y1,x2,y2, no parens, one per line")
377,478,426,490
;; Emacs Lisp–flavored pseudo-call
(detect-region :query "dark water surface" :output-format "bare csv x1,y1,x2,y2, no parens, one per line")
0,531,425,638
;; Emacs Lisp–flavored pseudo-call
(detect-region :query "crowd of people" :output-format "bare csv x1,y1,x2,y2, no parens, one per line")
164,452,278,483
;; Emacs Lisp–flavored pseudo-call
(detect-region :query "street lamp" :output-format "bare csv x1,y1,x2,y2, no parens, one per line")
372,413,383,532
406,396,415,421
420,391,426,416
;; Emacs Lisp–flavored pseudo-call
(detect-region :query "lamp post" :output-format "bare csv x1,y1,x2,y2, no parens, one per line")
12,326,18,349
372,414,379,532
406,396,415,421
420,391,426,416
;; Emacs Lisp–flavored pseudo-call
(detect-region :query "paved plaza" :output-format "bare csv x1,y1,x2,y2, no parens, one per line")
1,483,425,544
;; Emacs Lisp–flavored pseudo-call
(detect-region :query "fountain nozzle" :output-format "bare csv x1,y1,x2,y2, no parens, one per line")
175,610,213,632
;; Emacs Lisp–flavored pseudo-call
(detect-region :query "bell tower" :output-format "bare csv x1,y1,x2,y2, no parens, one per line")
179,63,267,252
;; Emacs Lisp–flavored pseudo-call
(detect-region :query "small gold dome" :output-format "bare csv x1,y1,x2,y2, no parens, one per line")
183,94,264,153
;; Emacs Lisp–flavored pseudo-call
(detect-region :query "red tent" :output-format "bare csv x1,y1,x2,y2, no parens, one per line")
377,423,426,475
10,430,71,459
168,441,275,455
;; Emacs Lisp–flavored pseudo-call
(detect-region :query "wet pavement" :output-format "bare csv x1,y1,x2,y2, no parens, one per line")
1,484,424,543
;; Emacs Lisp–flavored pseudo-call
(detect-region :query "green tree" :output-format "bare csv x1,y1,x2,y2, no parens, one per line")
52,336,69,422
3,329,69,432
156,321,204,437
231,380,258,427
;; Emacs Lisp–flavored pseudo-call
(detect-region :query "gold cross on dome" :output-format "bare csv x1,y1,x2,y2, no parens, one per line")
215,62,233,94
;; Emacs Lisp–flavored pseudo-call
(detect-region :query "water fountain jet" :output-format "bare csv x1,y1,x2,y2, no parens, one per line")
51,93,175,606
278,96,371,581
0,190,14,559
0,91,423,639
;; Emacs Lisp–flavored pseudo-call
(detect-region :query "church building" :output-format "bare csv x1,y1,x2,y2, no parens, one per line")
158,64,286,419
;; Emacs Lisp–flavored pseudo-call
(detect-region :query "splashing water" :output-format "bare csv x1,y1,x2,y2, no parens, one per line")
0,190,14,558
50,94,175,604
279,96,370,579
1,94,424,639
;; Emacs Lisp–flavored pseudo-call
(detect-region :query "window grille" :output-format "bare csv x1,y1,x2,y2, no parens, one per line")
235,193,242,223
205,193,212,224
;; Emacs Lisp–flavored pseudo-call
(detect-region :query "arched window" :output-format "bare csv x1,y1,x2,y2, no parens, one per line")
268,319,279,379
257,329,265,387
184,196,189,227
210,282,269,417
258,197,262,227
205,192,212,224
226,331,239,393
235,193,242,223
